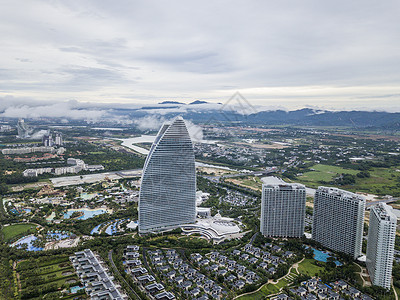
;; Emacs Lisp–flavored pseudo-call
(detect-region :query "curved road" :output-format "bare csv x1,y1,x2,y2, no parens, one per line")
250,231,259,245
108,250,141,300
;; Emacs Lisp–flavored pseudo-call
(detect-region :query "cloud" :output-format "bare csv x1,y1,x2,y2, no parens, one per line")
132,116,204,141
0,1,399,111
184,120,203,142
30,129,48,140
0,102,106,120
133,115,166,131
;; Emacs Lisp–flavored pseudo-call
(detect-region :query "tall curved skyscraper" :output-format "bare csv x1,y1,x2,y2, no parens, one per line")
139,116,196,233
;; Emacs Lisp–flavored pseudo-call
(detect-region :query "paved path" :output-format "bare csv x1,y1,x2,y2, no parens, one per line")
234,257,304,299
393,281,398,300
108,250,140,300
13,261,22,293
355,263,371,287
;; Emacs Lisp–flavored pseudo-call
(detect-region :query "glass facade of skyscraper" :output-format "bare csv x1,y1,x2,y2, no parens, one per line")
139,116,196,233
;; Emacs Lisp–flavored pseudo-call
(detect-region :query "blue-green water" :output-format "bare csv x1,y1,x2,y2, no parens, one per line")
312,248,342,266
63,208,107,220
70,286,84,293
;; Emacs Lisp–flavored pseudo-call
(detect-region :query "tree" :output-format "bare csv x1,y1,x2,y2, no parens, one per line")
0,183,8,195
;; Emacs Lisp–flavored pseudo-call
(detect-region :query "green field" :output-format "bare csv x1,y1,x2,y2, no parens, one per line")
16,255,80,299
299,164,358,183
297,164,400,196
1,223,37,243
241,177,263,190
227,176,263,191
237,282,281,300
347,166,400,195
297,259,325,277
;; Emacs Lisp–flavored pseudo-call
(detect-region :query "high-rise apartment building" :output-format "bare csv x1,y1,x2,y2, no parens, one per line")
43,134,54,147
312,187,365,259
55,132,63,145
366,203,397,289
17,119,31,138
260,177,306,237
138,116,196,233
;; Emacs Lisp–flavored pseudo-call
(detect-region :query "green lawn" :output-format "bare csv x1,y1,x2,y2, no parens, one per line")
297,164,400,196
17,255,69,271
344,166,400,195
33,268,75,283
299,164,358,183
35,264,72,276
237,292,266,300
237,279,288,300
17,256,78,299
297,259,325,277
227,176,263,191
1,223,37,243
241,177,263,190
395,287,400,299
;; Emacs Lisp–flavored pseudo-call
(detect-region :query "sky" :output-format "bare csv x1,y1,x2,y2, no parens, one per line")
1,0,400,113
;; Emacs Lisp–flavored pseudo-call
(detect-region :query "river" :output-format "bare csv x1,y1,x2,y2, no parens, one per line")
117,135,156,155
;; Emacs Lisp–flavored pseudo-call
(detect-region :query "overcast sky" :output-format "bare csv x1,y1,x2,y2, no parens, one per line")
1,0,400,112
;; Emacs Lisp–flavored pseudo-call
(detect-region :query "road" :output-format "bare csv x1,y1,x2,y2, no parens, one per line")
250,231,259,245
366,197,399,208
108,250,141,300
141,248,157,278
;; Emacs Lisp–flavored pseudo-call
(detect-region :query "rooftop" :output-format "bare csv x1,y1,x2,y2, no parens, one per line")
373,202,397,223
261,176,305,190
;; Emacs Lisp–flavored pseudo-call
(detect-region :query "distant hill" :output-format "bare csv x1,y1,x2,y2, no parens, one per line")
113,106,400,129
189,100,209,105
158,101,185,105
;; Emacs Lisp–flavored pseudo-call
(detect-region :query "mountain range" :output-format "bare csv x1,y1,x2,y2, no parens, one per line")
121,105,400,129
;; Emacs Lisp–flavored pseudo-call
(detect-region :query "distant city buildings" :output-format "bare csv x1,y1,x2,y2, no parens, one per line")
139,116,196,234
54,132,63,145
7,153,60,163
16,119,31,138
312,187,365,259
366,203,397,290
260,177,306,238
23,157,104,177
43,132,63,147
0,124,13,132
1,146,63,155
42,134,54,147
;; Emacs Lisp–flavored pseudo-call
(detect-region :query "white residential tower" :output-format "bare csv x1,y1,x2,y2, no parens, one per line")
312,187,365,259
260,177,306,238
366,203,397,290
